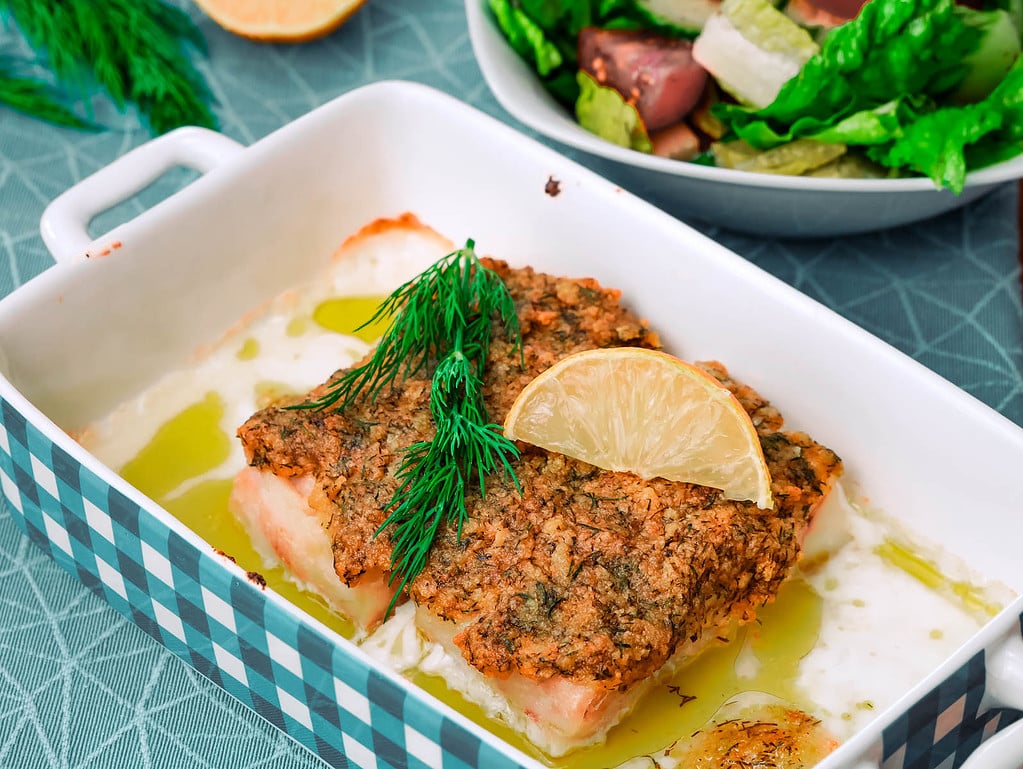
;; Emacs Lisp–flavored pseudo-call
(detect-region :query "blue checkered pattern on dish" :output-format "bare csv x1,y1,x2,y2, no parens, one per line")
877,634,1023,769
0,396,526,769
1,392,1021,769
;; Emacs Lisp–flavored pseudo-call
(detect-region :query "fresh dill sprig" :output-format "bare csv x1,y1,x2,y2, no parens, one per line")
0,59,97,130
305,241,523,609
0,0,215,134
308,239,521,411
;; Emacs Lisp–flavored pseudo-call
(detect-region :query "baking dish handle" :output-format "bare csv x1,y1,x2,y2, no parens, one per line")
958,627,1023,769
39,126,245,265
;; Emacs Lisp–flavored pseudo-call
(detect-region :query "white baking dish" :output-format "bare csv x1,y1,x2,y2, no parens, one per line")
0,81,1021,769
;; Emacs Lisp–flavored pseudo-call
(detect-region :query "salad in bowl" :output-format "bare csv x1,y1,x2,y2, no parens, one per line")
470,0,1023,235
487,0,1022,193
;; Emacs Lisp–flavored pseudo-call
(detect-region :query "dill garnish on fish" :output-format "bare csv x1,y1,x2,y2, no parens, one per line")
306,240,523,606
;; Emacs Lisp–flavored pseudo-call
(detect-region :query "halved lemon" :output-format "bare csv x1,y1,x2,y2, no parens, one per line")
193,0,367,42
503,347,773,508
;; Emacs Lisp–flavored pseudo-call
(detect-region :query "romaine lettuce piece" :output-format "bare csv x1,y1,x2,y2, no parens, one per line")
631,0,721,34
575,70,654,151
980,0,1023,36
715,0,983,144
692,0,818,107
805,154,892,178
952,6,1021,103
867,57,1023,191
706,0,1023,189
752,51,1023,189
866,103,1001,191
488,0,565,76
711,137,846,174
807,96,930,145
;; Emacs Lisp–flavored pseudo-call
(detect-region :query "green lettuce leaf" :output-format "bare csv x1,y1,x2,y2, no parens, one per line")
866,102,1000,191
951,6,1021,102
487,0,566,76
575,69,653,151
807,96,931,145
715,0,983,147
711,137,846,174
866,57,1023,191
487,0,696,105
706,0,1023,190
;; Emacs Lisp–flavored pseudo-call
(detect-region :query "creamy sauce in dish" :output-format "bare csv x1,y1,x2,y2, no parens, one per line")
77,220,1013,768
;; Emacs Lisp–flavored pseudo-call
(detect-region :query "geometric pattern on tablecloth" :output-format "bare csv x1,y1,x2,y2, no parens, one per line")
2,393,1022,769
0,395,527,769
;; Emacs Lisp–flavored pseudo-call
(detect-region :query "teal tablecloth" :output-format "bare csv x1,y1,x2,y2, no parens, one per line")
1,1,1021,767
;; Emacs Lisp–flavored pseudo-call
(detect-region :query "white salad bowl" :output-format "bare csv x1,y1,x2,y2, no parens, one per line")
1,81,1022,769
465,0,1023,238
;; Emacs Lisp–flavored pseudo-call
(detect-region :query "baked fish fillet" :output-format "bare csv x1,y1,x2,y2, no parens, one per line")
232,249,842,755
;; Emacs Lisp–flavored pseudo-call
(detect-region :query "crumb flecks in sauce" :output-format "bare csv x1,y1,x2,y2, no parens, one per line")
77,222,1012,769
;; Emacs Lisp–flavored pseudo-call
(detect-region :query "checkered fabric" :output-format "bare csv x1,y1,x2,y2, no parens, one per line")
0,393,1020,769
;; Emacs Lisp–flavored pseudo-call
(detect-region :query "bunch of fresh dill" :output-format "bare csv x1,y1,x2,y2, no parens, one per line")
0,56,95,130
308,240,523,607
0,0,215,135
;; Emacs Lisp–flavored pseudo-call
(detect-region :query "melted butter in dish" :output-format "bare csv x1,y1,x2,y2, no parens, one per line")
78,216,1013,768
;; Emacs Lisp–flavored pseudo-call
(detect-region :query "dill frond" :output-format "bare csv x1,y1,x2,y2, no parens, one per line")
0,58,97,130
301,240,523,614
307,239,521,410
0,0,215,134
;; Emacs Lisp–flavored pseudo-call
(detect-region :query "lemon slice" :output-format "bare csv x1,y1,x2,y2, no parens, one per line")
193,0,366,42
503,347,773,508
